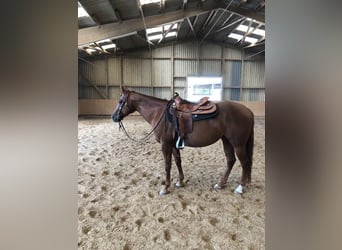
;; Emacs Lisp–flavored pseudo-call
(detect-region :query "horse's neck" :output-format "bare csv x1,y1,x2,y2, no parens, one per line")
131,94,165,125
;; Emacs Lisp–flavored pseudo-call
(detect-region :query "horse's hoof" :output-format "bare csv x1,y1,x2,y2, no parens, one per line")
214,183,223,190
234,184,244,194
175,181,184,188
159,188,169,196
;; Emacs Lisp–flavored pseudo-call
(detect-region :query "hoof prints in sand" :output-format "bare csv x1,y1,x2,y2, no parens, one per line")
78,117,265,249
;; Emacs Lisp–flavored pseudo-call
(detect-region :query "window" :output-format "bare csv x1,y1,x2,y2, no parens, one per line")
187,77,222,102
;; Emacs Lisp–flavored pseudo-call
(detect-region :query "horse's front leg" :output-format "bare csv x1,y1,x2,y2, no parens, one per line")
172,147,184,188
159,143,173,195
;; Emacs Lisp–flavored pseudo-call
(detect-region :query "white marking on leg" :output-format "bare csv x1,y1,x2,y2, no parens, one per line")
159,187,169,196
214,183,222,189
234,184,244,194
175,181,183,188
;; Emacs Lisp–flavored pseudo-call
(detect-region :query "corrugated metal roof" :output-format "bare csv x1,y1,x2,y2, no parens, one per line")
78,0,265,58
79,0,118,24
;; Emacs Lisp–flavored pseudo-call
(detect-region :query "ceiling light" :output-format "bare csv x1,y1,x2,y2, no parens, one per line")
140,0,160,5
146,27,163,34
148,34,163,41
85,48,96,54
253,28,265,37
228,33,243,41
236,24,249,32
236,25,265,37
148,31,177,41
164,23,178,30
101,44,116,50
245,36,258,44
165,31,177,38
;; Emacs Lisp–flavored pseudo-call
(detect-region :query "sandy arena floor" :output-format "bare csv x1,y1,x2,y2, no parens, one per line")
78,116,265,250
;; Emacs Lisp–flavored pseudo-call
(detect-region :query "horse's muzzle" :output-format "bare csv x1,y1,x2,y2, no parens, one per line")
112,114,121,122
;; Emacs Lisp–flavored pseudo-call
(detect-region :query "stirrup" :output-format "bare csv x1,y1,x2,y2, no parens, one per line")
176,136,185,149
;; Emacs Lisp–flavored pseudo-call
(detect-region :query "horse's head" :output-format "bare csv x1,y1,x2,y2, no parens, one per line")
112,87,135,122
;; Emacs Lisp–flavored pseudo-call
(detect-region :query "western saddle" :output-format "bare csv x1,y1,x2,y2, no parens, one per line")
174,96,216,114
171,93,217,149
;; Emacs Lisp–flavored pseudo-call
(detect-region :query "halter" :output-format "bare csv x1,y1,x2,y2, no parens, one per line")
117,94,174,143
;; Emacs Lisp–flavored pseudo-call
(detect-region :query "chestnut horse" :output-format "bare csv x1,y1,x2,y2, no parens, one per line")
112,87,254,195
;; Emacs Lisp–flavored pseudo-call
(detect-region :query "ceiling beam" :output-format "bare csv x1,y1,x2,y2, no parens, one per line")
135,34,155,46
79,9,212,46
108,0,122,22
214,17,245,33
182,0,187,10
90,14,101,26
220,12,233,27
176,20,182,39
201,0,234,44
157,23,176,44
256,0,265,11
78,3,264,46
193,14,199,27
186,17,196,38
201,10,215,32
237,19,252,45
227,6,264,23
136,0,151,51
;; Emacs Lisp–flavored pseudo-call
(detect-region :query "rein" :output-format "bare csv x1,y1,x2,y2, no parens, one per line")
118,99,174,143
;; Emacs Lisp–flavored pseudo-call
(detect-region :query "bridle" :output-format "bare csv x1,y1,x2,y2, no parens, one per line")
117,92,129,120
117,93,174,143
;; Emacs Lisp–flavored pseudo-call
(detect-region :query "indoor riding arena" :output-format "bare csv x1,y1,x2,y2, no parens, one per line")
78,0,265,249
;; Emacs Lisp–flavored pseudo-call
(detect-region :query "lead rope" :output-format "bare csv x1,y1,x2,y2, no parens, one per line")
118,99,174,143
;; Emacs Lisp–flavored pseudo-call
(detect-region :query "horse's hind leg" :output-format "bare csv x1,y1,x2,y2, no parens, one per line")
234,145,252,194
172,147,184,187
214,137,236,189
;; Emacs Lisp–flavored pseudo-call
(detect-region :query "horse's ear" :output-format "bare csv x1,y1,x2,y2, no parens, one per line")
121,86,129,93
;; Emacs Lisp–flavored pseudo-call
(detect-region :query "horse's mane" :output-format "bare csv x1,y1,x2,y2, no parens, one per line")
130,90,169,103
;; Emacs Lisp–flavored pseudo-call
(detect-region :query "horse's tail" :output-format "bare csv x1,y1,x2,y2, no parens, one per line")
246,126,254,164
246,117,254,177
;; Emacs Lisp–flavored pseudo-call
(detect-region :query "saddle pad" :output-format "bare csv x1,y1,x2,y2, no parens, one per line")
192,109,218,121
166,107,219,123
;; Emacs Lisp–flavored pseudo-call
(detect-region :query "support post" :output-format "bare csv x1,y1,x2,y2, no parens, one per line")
171,43,174,96
106,56,109,98
151,50,154,96
197,41,200,75
221,44,224,101
239,49,245,101
120,56,123,89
